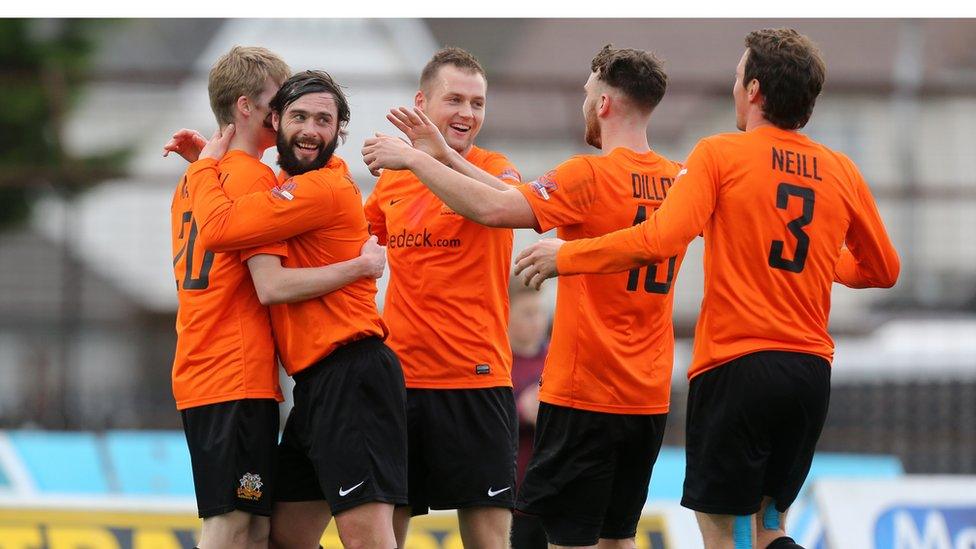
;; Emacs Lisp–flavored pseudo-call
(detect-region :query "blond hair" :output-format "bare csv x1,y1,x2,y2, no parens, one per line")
208,46,291,126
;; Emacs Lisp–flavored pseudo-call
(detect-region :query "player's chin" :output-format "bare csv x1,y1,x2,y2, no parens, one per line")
446,134,474,152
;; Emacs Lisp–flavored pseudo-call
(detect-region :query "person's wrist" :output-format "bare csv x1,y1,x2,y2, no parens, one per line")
404,148,426,170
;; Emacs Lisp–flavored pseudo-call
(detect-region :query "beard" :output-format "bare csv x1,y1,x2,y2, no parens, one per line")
276,131,340,176
583,104,602,149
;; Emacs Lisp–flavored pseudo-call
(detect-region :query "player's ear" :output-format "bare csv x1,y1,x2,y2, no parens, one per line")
414,90,426,110
598,93,611,117
271,111,280,132
747,79,762,104
237,95,250,118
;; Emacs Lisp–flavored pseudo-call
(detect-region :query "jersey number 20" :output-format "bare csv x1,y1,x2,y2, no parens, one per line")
174,211,215,290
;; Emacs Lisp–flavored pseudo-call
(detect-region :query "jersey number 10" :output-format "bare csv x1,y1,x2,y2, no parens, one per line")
626,204,677,294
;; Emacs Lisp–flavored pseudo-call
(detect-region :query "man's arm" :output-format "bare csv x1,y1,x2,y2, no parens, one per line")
387,107,516,191
833,175,900,288
246,236,386,305
187,126,332,252
362,133,535,228
514,142,719,288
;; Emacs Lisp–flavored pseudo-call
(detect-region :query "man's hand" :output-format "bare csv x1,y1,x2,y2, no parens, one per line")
357,235,386,279
514,238,565,290
361,133,422,177
162,128,207,162
199,125,234,162
387,107,452,164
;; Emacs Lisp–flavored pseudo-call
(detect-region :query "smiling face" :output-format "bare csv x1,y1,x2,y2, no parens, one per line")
418,64,486,156
273,91,340,175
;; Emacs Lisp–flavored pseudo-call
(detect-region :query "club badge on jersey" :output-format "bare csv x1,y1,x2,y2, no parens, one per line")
272,180,297,201
528,170,558,200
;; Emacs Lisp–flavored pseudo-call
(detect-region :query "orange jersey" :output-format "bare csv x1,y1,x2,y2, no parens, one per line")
558,126,900,380
364,146,521,389
516,147,685,414
170,150,286,410
185,155,387,376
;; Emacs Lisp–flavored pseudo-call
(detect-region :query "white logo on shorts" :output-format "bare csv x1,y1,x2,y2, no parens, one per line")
487,486,511,497
339,480,366,497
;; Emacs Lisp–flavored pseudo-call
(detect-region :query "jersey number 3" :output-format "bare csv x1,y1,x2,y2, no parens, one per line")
174,211,215,290
626,204,677,294
768,183,815,273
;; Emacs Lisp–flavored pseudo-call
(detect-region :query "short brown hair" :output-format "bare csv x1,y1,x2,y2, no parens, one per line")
419,47,487,92
591,44,667,113
744,28,826,130
208,46,291,126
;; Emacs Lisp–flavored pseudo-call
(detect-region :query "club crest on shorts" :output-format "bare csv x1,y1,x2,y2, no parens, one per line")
237,472,263,501
528,170,558,200
272,180,297,201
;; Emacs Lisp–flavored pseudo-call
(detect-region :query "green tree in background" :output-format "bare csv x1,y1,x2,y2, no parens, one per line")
0,19,128,229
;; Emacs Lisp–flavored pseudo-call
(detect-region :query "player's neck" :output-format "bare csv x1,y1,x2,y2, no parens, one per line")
599,115,651,154
600,129,650,155
744,112,777,132
225,124,265,158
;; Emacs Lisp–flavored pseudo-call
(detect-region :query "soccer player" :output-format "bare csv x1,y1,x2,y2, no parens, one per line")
514,29,900,549
363,47,522,548
363,45,683,548
170,47,384,549
184,70,407,549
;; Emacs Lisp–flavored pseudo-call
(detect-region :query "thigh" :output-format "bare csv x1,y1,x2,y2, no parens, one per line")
182,399,279,518
762,353,831,511
420,387,518,511
303,338,409,515
601,413,668,540
681,358,772,516
274,404,325,503
516,403,617,547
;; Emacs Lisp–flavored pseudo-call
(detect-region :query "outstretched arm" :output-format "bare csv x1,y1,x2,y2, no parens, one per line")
514,141,719,288
247,236,386,305
188,125,332,251
362,133,535,228
386,106,517,191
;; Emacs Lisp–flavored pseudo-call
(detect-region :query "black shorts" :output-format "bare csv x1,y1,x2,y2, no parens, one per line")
404,387,517,516
681,350,831,516
181,398,280,518
275,337,408,515
516,403,667,546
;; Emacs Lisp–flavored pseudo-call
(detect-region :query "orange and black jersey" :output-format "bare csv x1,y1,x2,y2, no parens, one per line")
364,146,521,389
170,150,285,410
558,126,900,379
516,147,685,415
184,155,387,376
